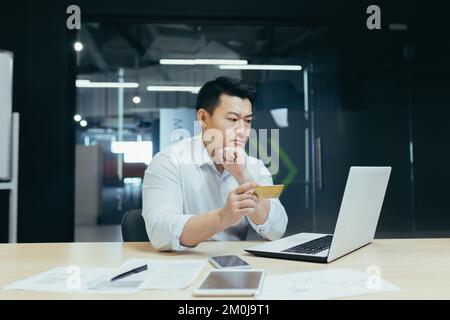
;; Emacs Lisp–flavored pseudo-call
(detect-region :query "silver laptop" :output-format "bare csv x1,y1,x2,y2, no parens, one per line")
245,166,391,263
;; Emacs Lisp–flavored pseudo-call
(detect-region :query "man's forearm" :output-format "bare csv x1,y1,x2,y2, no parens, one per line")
234,170,255,185
180,209,225,247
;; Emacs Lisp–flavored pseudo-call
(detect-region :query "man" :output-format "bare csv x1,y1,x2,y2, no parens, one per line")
142,76,288,251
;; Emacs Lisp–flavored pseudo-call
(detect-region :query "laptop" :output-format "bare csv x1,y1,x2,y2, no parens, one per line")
245,166,391,263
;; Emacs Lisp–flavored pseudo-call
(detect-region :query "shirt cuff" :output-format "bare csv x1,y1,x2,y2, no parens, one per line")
171,214,196,251
248,199,277,235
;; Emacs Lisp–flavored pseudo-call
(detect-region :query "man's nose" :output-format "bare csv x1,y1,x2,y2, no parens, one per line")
236,119,246,130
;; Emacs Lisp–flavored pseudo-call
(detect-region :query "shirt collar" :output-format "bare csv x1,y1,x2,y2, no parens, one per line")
193,134,214,168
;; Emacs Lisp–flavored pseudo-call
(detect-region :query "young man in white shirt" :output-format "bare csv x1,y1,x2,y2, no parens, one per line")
142,76,288,251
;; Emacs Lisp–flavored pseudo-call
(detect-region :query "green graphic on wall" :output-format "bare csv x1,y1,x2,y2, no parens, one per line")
248,138,299,189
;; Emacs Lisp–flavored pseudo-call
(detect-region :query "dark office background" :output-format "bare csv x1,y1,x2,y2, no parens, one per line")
0,0,449,242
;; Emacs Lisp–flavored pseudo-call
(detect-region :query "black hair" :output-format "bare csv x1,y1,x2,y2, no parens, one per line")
196,76,256,114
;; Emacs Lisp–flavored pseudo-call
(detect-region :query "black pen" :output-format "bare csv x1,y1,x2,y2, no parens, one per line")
110,264,148,282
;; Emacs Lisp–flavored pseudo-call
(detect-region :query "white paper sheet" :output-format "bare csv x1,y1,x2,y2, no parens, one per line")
3,258,207,294
2,267,137,293
110,258,208,290
256,268,401,300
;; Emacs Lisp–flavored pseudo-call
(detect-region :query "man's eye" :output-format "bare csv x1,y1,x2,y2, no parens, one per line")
228,118,238,122
246,119,253,123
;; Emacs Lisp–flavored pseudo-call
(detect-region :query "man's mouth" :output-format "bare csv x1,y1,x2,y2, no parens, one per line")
232,139,245,146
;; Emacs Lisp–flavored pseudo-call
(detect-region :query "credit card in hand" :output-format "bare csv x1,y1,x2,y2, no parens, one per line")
253,184,285,199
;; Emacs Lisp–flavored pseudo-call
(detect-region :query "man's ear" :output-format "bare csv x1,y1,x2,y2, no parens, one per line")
197,108,208,128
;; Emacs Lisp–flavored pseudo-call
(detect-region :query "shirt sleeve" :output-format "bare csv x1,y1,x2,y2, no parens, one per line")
141,152,195,251
248,160,288,240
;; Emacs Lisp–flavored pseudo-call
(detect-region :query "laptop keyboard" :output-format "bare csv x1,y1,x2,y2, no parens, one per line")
282,235,333,255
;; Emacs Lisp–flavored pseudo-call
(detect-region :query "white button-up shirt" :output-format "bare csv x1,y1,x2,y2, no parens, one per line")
142,135,288,251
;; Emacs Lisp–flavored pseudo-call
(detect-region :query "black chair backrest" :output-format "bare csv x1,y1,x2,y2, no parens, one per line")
121,209,149,242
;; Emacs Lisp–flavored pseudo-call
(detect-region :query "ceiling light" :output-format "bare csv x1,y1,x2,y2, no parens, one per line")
74,42,83,51
132,96,141,104
76,80,139,88
146,85,200,93
159,59,247,65
219,64,302,71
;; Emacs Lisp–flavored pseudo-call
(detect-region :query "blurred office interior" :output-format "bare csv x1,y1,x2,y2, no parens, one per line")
0,1,449,243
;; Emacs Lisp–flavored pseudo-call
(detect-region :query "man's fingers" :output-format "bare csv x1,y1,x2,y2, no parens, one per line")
236,193,259,202
219,148,234,164
244,189,255,195
237,208,256,216
225,153,236,164
237,199,258,209
224,149,237,164
234,182,258,194
235,149,246,165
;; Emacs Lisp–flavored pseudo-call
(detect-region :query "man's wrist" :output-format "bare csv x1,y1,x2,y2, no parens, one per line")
215,208,228,230
234,170,254,185
248,199,270,225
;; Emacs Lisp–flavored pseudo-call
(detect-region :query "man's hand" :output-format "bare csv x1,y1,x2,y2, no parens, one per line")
218,182,259,228
219,147,253,184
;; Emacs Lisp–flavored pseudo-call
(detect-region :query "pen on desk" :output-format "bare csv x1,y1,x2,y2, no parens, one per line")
110,264,148,282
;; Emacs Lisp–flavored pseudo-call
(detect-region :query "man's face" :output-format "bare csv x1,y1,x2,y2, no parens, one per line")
198,94,253,149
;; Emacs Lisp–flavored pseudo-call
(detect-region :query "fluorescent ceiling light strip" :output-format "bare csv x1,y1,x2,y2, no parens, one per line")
159,59,195,65
159,59,248,65
76,80,139,88
194,59,247,65
146,85,201,93
219,64,302,71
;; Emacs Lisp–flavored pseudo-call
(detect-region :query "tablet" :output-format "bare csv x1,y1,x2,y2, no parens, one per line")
193,269,265,297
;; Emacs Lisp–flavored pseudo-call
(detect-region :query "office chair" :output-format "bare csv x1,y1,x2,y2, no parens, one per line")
121,209,150,242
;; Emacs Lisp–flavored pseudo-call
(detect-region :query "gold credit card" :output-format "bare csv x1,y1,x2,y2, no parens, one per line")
253,184,285,199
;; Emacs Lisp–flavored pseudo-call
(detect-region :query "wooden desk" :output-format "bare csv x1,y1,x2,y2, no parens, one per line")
0,239,449,299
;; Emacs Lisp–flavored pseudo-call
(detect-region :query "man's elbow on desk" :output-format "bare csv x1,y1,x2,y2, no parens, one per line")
148,229,192,252
150,239,173,252
147,226,176,252
142,212,186,252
